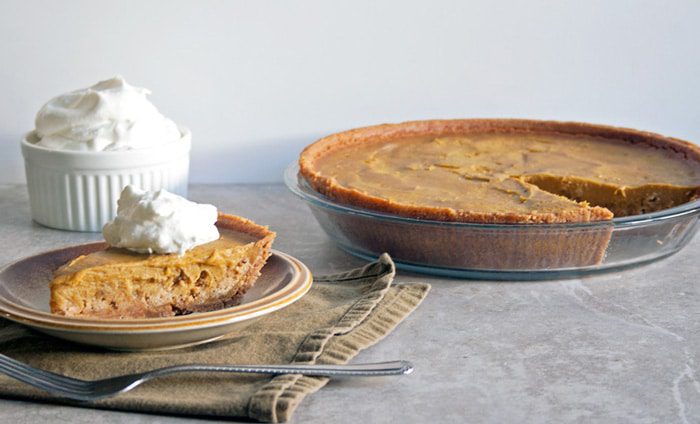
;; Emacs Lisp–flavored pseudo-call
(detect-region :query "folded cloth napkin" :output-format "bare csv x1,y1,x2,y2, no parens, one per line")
0,254,429,423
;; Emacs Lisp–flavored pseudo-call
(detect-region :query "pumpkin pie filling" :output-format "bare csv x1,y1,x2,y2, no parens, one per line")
305,132,700,222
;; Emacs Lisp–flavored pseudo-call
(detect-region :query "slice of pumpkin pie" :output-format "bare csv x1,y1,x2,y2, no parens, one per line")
50,186,275,319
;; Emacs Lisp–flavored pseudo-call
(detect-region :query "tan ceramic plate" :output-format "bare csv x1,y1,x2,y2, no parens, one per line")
0,245,312,351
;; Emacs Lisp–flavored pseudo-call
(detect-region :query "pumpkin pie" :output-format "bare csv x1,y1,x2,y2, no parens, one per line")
298,119,700,269
50,213,275,318
300,119,700,223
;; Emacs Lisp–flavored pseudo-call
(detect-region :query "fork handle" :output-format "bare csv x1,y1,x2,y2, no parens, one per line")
145,360,413,378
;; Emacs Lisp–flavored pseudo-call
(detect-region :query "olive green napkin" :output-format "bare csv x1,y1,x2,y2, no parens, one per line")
0,254,429,423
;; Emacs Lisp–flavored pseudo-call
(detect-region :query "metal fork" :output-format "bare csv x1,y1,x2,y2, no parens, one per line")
0,353,412,401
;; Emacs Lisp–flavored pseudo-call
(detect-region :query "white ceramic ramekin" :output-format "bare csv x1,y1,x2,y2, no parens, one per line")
21,128,191,232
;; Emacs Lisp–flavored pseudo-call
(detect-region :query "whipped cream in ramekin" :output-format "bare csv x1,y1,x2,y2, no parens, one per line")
34,76,181,151
103,186,219,255
22,76,191,232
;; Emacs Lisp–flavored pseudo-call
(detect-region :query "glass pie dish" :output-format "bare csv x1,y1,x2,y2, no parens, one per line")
285,163,700,280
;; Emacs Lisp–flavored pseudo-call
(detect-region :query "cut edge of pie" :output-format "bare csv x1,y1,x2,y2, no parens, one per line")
299,119,700,224
49,212,276,319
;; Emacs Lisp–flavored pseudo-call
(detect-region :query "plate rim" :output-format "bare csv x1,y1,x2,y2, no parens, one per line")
0,248,312,333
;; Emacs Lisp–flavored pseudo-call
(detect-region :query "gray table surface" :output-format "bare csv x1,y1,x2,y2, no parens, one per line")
0,183,698,424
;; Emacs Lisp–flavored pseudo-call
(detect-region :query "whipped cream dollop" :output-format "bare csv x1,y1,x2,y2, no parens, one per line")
34,76,182,151
103,185,220,255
